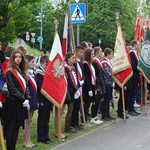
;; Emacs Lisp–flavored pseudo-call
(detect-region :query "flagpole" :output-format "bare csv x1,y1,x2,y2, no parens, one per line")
67,0,86,129
140,74,143,111
56,107,62,142
144,81,148,115
115,12,126,122
0,119,6,150
143,18,150,116
121,88,126,122
67,0,76,52
53,20,62,142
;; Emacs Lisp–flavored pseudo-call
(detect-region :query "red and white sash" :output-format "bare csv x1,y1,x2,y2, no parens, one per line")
92,57,103,69
83,61,96,86
65,64,78,86
101,60,112,70
8,68,26,94
28,75,37,93
129,50,139,62
76,62,83,81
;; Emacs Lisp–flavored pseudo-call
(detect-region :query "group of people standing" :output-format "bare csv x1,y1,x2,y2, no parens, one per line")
0,39,142,150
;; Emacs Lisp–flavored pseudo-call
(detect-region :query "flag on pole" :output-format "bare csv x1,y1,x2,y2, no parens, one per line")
137,27,150,83
134,17,141,41
41,32,67,108
62,13,74,57
62,13,68,56
112,24,133,88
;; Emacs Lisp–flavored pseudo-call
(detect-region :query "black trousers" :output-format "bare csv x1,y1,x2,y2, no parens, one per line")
71,98,80,127
5,120,21,150
118,89,128,116
128,79,139,112
101,86,113,118
91,93,101,118
37,105,50,141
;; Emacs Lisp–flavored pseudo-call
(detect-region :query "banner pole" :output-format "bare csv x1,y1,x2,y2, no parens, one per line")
0,119,6,150
144,81,148,115
121,88,126,122
140,74,143,111
55,107,62,143
67,0,86,129
80,96,86,129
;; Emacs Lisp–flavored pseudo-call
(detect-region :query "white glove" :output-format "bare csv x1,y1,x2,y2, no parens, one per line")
88,90,93,97
27,104,30,110
79,87,82,94
79,80,84,86
74,90,81,99
95,90,97,95
23,100,29,107
0,102,3,108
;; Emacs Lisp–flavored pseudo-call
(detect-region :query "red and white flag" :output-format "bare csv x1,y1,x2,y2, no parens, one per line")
62,13,68,57
41,32,67,108
134,17,141,41
112,24,133,88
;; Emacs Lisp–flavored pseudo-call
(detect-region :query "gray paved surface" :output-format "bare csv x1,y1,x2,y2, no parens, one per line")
52,108,150,150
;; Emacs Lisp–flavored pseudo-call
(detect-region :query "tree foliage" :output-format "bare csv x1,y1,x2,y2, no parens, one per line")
0,0,142,51
0,0,40,44
75,0,138,49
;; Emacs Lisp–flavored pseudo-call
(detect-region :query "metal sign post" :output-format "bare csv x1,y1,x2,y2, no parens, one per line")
31,33,36,49
70,1,86,45
98,39,101,47
26,31,30,45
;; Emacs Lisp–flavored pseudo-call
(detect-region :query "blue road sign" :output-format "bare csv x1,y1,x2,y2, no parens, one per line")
70,3,86,24
98,39,101,44
37,36,43,42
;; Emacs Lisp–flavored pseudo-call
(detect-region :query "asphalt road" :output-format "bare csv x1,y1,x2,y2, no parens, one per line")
52,107,150,150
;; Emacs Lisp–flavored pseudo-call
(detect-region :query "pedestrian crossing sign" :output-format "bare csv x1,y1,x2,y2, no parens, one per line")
70,3,86,24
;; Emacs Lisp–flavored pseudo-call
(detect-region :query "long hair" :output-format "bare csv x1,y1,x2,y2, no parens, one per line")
7,49,27,74
84,48,93,64
65,52,74,64
25,54,35,62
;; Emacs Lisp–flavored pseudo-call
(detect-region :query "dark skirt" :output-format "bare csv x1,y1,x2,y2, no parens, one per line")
28,83,38,110
4,98,28,121
65,89,74,104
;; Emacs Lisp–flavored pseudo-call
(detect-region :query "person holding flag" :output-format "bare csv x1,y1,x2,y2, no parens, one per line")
41,32,67,141
35,55,53,144
128,40,141,116
71,45,84,130
64,52,81,133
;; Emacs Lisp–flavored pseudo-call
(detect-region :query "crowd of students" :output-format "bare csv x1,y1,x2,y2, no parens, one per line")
0,40,142,150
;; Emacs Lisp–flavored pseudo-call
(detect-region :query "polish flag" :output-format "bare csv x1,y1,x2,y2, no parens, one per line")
41,32,67,108
62,13,68,57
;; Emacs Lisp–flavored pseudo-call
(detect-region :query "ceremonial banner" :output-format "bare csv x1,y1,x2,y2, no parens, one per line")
138,27,150,83
62,13,74,57
62,13,68,56
113,24,133,88
134,17,141,41
41,33,67,108
113,24,131,74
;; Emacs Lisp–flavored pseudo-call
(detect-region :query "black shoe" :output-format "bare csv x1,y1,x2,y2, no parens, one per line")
118,115,129,119
74,125,82,130
102,117,111,121
64,129,77,133
134,110,141,115
108,116,116,120
38,139,50,144
128,111,138,116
